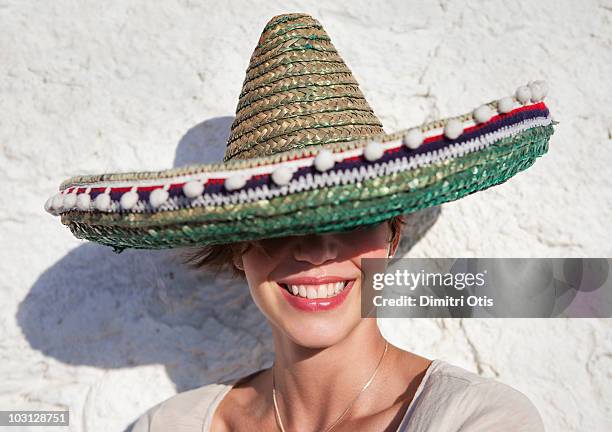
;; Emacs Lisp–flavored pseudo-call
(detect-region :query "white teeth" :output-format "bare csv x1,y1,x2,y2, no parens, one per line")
284,281,352,298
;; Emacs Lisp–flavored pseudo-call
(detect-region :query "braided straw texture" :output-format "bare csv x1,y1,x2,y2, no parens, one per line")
63,124,554,252
224,13,384,162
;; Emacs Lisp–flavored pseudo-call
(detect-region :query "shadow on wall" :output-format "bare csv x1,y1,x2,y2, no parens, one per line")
18,116,440,431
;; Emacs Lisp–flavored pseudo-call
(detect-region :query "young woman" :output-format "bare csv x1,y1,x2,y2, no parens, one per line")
44,12,554,432
131,216,544,431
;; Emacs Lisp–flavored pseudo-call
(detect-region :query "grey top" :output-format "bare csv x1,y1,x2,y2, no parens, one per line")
132,359,545,431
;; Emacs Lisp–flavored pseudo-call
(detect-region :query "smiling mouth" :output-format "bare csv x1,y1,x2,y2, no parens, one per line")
278,280,353,299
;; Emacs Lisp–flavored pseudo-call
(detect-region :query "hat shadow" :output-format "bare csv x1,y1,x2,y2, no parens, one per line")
172,116,233,167
19,116,440,431
19,116,276,430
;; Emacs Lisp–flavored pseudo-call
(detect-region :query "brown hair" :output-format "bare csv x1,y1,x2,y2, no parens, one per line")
179,215,406,278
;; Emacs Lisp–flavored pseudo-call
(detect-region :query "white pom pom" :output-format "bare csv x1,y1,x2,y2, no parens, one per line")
535,80,548,97
120,190,139,210
44,196,54,213
444,119,464,140
403,128,424,149
271,165,294,186
183,180,204,198
515,85,532,104
497,97,515,114
76,193,91,211
473,104,494,124
225,173,247,191
363,141,384,161
538,80,548,93
51,193,64,211
528,80,548,102
94,193,111,211
314,149,335,172
62,192,77,210
149,188,169,208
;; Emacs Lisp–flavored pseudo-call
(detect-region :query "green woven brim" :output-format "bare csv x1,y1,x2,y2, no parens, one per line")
63,124,554,253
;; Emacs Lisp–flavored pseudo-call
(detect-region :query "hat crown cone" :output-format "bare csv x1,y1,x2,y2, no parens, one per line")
223,13,384,161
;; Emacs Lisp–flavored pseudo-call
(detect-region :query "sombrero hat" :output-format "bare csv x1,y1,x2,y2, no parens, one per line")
44,13,555,253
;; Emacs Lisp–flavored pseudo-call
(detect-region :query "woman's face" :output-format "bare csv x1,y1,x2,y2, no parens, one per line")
239,222,394,349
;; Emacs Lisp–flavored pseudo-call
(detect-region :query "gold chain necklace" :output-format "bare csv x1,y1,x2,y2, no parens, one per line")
271,340,389,432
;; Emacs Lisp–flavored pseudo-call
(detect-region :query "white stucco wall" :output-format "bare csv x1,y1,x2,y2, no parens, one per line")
1,0,611,431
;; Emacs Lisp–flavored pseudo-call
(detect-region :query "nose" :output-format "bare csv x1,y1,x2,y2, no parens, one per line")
293,233,339,265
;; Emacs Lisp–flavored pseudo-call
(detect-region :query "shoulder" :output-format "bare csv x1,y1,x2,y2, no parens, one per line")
130,381,233,432
408,360,544,431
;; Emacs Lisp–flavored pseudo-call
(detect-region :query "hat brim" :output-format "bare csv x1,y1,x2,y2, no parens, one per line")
46,100,554,252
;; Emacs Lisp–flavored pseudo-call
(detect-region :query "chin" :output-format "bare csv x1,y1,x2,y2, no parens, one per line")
272,279,364,350
280,315,360,349
250,277,366,349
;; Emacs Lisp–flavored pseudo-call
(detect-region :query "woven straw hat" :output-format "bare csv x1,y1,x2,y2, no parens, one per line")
44,13,555,253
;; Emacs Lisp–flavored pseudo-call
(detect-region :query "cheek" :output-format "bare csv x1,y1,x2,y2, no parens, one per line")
242,252,271,290
356,244,389,259
241,241,284,278
342,225,392,260
241,249,280,310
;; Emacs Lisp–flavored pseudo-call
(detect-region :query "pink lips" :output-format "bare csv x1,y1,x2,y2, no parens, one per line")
279,279,356,312
278,276,350,285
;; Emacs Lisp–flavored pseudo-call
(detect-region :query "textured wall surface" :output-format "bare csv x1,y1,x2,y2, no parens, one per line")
1,1,611,431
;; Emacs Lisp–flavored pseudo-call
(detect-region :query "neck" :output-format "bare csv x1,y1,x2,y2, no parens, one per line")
270,319,389,431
